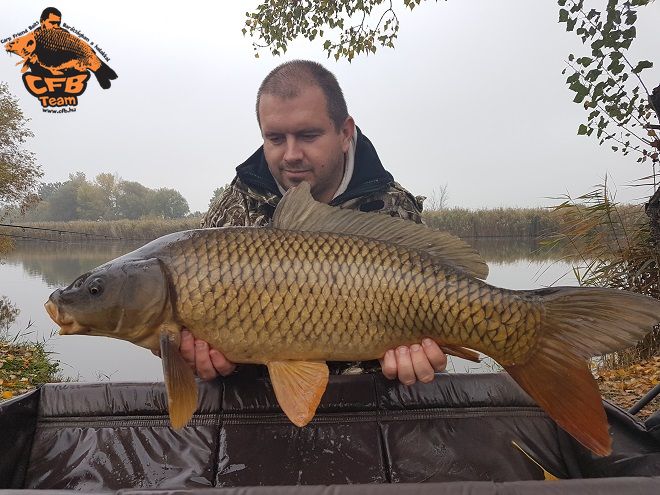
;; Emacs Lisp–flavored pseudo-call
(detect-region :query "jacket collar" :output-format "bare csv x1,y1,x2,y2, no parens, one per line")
235,127,394,206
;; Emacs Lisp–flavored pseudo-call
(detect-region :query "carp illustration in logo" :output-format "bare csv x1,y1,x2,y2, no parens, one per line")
4,7,117,110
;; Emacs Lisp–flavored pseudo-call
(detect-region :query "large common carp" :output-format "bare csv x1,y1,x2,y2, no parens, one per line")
45,183,659,457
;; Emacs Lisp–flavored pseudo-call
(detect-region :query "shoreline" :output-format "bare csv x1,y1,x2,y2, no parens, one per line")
1,337,656,421
0,337,60,400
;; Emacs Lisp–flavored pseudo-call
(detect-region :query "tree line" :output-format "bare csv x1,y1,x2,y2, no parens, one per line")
22,172,191,222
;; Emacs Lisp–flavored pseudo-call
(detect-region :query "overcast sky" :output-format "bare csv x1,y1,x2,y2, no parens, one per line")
1,0,659,214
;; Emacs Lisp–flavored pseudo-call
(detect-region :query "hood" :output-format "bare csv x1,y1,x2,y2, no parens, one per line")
235,127,394,206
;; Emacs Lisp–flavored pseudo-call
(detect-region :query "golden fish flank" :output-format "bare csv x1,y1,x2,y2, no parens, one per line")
45,182,660,458
167,228,506,362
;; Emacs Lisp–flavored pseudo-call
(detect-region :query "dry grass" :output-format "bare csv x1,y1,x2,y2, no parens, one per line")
1,217,202,242
423,207,557,238
3,209,561,243
546,186,660,367
0,337,60,401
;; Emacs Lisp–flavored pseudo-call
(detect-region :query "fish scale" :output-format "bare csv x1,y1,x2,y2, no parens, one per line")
163,228,537,365
35,29,92,58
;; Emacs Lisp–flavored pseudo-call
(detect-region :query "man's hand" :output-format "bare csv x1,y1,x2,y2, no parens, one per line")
379,339,447,385
157,330,446,385
179,329,236,379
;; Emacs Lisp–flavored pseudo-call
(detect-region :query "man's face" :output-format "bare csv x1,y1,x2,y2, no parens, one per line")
41,14,62,29
259,85,355,204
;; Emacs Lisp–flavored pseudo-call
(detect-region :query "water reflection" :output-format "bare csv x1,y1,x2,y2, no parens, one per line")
3,237,565,288
468,237,561,264
2,241,143,288
0,296,19,334
0,238,577,381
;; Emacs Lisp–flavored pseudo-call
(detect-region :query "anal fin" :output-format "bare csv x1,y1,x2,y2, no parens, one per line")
160,327,198,429
267,360,329,427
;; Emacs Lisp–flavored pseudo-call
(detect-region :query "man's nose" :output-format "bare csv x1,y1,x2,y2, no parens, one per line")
283,138,303,163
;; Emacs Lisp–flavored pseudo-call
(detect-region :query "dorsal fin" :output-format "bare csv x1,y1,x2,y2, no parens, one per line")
272,182,489,279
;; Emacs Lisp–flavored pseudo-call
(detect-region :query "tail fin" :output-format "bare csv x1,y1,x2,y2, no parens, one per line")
94,61,118,89
504,287,659,456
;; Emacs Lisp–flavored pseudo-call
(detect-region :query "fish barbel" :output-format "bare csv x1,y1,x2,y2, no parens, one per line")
45,183,659,456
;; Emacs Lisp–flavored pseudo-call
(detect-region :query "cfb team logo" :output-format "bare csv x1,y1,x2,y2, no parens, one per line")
3,7,117,112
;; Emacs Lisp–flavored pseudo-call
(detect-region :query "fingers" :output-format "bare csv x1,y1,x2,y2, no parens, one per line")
410,343,435,384
382,339,448,385
193,340,218,380
380,350,397,380
209,348,237,376
179,329,196,367
422,338,447,372
395,346,416,386
178,329,236,380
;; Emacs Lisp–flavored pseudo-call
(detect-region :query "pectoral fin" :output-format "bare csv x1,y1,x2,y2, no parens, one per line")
439,344,481,363
267,360,329,427
159,328,198,429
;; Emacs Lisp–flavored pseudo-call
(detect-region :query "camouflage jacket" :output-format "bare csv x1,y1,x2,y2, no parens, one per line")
202,128,424,228
200,128,424,374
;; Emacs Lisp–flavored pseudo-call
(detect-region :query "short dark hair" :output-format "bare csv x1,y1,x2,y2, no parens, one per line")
256,60,349,131
40,7,62,22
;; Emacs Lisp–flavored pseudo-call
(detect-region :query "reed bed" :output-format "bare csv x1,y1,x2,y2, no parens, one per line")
1,217,202,243
422,207,558,239
5,202,644,242
3,209,564,243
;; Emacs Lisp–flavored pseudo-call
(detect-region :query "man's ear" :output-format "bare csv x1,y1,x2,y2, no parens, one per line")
340,116,356,153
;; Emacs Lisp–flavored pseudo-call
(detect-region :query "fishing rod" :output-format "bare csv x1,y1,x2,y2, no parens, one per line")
0,233,64,243
0,223,154,242
1,232,146,247
0,222,122,240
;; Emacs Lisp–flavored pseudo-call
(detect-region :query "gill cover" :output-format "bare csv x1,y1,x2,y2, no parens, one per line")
112,257,171,342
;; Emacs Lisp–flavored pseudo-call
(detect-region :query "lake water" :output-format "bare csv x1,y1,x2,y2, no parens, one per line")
0,238,579,381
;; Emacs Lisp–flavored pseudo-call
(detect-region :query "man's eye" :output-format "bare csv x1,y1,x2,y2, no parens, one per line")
269,136,284,144
301,134,318,141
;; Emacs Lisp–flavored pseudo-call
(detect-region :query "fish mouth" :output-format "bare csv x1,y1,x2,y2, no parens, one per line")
44,300,86,335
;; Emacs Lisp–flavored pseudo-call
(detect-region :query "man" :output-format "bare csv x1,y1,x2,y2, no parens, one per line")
185,60,447,386
40,7,63,30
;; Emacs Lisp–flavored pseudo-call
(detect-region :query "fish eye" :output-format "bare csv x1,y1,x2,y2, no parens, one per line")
27,40,34,46
88,278,104,296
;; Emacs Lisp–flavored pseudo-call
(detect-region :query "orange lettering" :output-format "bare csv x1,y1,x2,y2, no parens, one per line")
44,78,66,92
64,74,88,94
25,75,47,95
